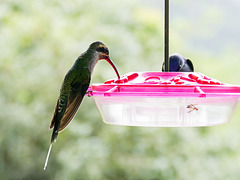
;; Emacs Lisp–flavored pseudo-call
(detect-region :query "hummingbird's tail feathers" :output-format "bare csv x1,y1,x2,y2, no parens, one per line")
43,142,53,170
51,129,58,143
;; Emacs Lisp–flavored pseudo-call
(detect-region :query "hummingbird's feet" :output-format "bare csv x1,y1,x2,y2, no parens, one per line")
86,90,93,97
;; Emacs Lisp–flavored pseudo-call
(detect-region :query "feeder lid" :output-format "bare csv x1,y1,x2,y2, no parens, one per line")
88,72,240,98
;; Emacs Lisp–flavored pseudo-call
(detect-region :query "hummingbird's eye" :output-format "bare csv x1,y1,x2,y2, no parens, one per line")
96,47,109,55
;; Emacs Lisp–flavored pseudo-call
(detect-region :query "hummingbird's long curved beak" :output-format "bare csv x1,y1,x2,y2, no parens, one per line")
102,56,120,79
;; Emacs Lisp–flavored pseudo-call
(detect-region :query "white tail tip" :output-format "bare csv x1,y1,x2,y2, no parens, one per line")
43,143,53,170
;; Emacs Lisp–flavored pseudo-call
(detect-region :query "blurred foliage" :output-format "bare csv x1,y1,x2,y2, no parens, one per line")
1,0,240,179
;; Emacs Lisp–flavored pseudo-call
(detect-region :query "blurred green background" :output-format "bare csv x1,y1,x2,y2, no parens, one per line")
1,0,240,179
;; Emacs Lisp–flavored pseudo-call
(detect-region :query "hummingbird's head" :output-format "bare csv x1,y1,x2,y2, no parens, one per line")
88,41,109,60
89,41,120,79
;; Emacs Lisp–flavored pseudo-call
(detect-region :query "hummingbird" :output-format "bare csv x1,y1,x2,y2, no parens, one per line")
162,53,194,72
44,41,120,170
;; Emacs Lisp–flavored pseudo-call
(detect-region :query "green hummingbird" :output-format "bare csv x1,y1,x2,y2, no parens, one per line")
44,41,120,170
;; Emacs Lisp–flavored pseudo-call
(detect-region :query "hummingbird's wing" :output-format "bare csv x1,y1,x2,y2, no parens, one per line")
58,77,90,132
50,68,90,139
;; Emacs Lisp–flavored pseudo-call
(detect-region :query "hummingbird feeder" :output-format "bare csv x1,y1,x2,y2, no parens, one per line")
88,0,240,127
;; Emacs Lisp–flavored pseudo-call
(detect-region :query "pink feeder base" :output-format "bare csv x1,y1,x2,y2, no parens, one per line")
88,72,240,127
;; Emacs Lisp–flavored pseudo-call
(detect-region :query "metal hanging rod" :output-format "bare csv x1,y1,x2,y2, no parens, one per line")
164,0,169,71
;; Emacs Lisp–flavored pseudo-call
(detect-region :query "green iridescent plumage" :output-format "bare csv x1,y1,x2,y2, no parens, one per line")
50,54,91,143
44,41,120,170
